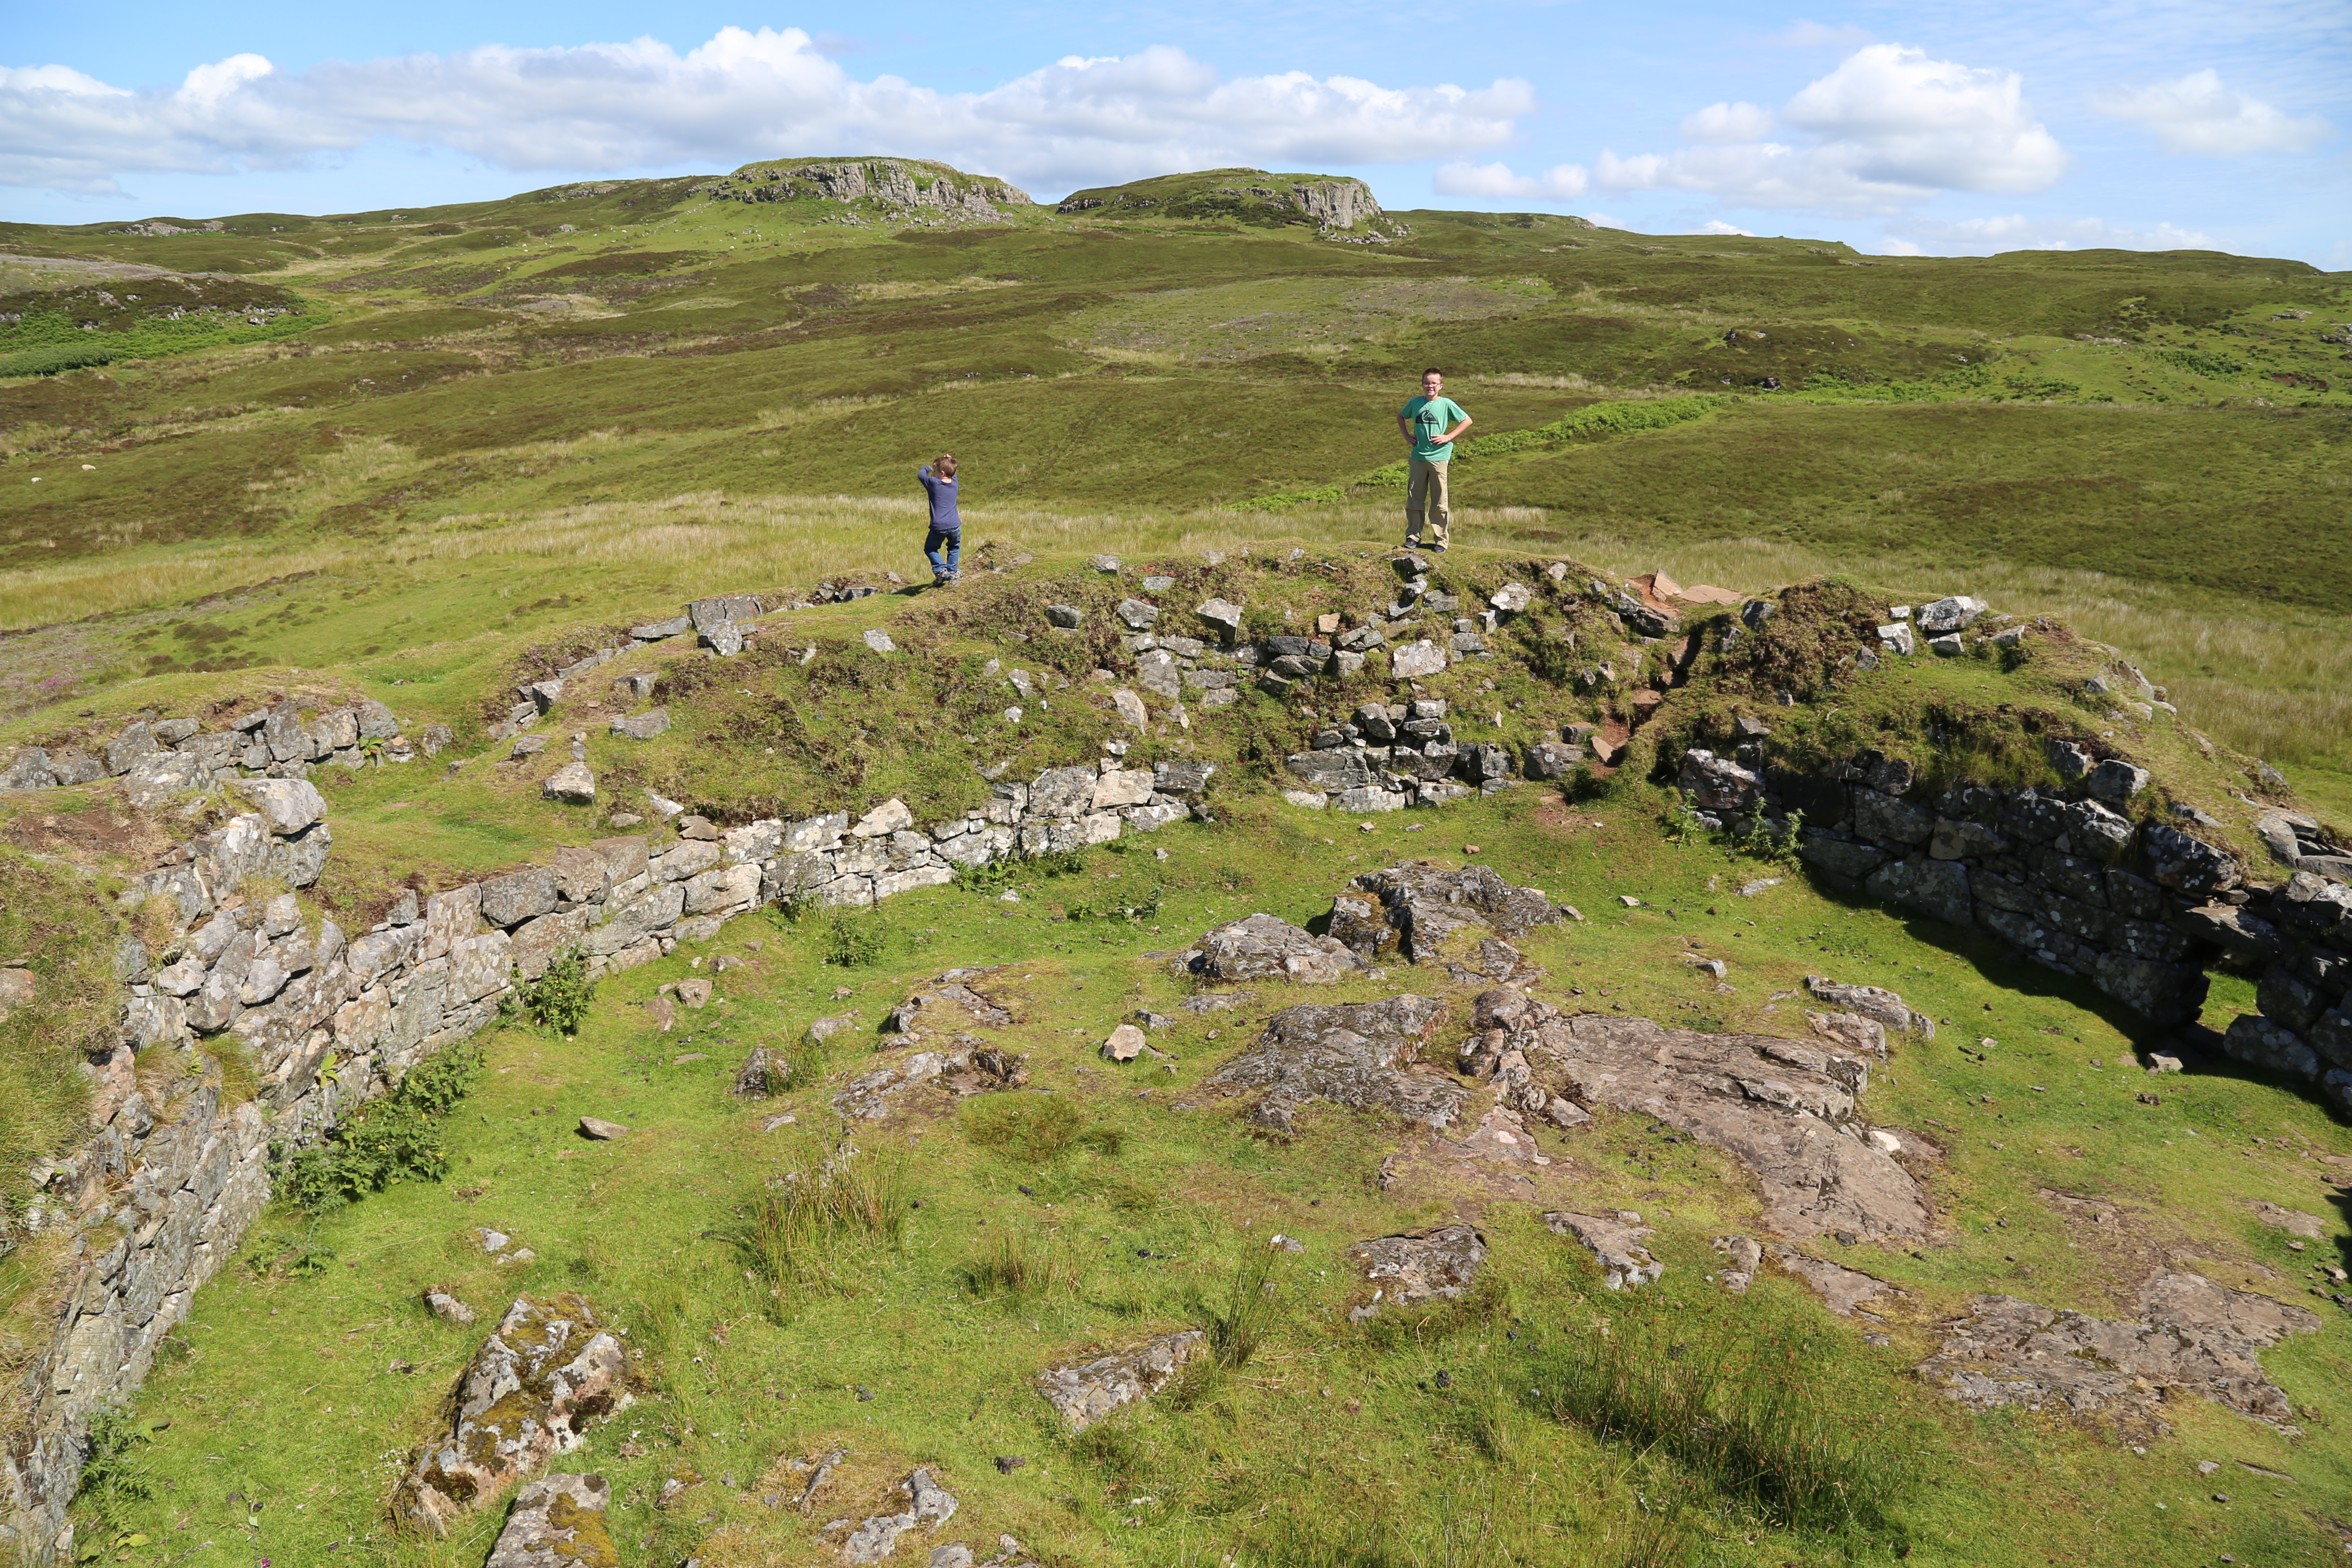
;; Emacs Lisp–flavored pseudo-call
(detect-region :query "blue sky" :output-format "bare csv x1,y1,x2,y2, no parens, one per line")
5,0,2346,265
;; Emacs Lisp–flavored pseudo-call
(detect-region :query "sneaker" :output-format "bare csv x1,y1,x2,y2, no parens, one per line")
1427,542,1449,553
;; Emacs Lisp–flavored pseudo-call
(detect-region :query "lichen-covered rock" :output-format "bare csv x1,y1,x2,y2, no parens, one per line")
1917,1272,2320,1436
841,1468,960,1563
1677,749,1759,813
1202,994,1465,1133
1470,987,1923,1242
1544,1211,1662,1289
1327,861,1563,962
485,1473,618,1568
1037,1331,1206,1431
1344,1224,1486,1317
1804,977,1932,1038
1176,913,1364,984
393,1293,630,1536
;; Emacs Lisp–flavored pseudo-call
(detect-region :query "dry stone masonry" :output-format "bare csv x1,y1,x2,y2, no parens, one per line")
0,674,1222,1558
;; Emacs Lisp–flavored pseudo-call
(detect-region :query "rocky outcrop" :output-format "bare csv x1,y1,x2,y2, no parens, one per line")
1036,1332,1206,1431
1202,994,1465,1134
830,1035,1027,1121
1460,986,1926,1242
1327,861,1566,962
1544,1211,1662,1290
1173,913,1364,984
1917,1272,2320,1436
696,159,1030,220
394,1293,631,1536
838,1468,959,1564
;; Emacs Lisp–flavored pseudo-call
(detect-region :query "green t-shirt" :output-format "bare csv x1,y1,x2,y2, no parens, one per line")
1401,395,1469,462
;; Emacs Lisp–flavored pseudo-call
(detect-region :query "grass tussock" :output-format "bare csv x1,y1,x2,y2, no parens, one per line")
737,1137,910,1307
961,1093,1124,1165
1197,1246,1283,1370
959,1225,1082,1302
1525,1310,1915,1536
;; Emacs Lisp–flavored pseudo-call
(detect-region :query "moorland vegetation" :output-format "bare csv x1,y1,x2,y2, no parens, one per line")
0,159,2348,1568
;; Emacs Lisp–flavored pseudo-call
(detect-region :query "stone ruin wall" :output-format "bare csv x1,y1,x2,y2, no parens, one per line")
1677,738,2352,1117
10,576,2352,1559
0,718,1213,1562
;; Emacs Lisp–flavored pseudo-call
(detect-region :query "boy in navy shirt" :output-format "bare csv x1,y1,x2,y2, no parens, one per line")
917,454,960,586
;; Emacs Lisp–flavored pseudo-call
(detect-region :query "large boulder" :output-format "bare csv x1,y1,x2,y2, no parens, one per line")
1677,749,1759,813
232,777,328,834
393,1294,631,1536
1326,861,1563,962
1176,913,1363,984
1202,994,1465,1133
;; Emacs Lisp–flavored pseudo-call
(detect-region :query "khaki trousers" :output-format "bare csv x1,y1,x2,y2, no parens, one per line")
1406,457,1451,546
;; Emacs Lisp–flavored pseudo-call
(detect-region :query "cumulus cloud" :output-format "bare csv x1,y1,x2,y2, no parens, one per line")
1432,158,1588,199
1594,44,2068,212
1679,101,1773,143
0,29,1534,196
1881,212,2215,255
1699,219,1756,235
2091,70,2330,156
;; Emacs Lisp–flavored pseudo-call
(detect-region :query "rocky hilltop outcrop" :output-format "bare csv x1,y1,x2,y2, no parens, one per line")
1054,168,1402,238
693,158,1030,218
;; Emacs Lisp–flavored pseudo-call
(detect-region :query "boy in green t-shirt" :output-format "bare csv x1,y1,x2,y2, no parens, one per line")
1395,368,1472,550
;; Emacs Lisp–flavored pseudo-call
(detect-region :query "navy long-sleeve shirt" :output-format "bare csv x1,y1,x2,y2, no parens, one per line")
918,466,960,532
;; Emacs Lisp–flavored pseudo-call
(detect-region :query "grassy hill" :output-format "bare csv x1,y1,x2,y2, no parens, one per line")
2,161,2352,1568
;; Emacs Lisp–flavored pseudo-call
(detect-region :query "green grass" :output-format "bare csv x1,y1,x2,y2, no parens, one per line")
3,172,2350,1568
57,782,2352,1568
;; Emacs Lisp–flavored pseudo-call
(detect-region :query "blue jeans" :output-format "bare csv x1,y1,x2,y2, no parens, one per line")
925,527,961,578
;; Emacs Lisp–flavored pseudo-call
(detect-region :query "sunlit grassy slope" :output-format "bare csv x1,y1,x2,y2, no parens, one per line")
4,165,2351,1568
67,795,2352,1568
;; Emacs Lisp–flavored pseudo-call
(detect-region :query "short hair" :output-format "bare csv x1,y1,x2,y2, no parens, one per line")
1421,367,1444,379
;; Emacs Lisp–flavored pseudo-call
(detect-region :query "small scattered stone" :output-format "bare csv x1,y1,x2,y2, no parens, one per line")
1101,1024,1148,1063
579,1116,630,1140
423,1288,475,1325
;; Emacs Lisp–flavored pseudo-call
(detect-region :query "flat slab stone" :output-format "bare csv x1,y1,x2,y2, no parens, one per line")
1917,1271,2321,1437
1037,1330,1206,1431
1344,1223,1486,1318
1466,986,1925,1243
1203,993,1465,1134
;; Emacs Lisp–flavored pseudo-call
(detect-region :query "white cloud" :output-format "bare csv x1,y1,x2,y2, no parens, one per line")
1594,44,2068,212
1699,219,1756,235
0,29,1535,196
1432,159,1588,199
1679,102,1774,143
2091,70,2330,156
1881,212,2215,254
